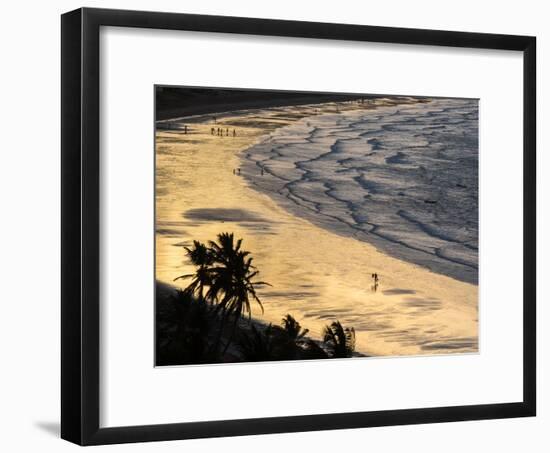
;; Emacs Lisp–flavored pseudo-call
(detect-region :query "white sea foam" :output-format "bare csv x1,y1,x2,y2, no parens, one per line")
242,98,479,284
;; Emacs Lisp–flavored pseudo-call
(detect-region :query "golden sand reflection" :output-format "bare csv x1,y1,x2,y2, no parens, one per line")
155,101,478,357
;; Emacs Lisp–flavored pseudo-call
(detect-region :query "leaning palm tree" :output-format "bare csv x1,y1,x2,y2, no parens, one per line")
173,240,213,302
269,314,311,360
323,320,356,358
281,314,309,343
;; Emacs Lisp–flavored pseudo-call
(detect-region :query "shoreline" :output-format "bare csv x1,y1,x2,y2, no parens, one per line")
238,99,478,285
155,99,478,357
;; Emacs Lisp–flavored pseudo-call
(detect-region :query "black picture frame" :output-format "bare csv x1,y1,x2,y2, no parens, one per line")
61,7,536,446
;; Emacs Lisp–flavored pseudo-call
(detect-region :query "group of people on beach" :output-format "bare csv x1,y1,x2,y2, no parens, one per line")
176,121,237,138
177,99,371,137
212,127,236,137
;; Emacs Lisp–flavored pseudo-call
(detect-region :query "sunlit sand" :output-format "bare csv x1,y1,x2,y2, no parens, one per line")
155,99,478,357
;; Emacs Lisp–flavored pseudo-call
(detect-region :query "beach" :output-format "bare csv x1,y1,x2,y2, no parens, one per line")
155,98,478,357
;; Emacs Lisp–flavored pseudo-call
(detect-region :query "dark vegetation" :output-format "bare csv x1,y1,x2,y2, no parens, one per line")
156,232,358,366
155,86,375,121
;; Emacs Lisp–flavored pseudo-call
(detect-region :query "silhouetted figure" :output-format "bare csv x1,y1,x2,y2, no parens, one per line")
184,125,187,134
233,129,236,137
371,273,379,292
213,116,217,123
237,168,241,175
233,169,235,175
211,127,215,135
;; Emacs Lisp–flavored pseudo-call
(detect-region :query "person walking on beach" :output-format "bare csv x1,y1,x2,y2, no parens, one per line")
211,127,215,135
233,129,236,137
237,168,241,175
371,272,379,292
184,125,187,134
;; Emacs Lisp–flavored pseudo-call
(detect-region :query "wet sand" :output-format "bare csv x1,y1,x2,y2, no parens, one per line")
155,99,478,357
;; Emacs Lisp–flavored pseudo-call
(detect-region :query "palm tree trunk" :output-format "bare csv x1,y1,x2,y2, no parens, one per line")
210,309,225,354
222,314,241,356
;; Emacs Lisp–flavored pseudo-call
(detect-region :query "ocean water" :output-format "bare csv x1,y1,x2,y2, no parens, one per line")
242,98,479,284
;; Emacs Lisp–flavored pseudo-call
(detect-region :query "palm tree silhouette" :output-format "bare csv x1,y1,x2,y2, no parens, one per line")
205,233,270,354
166,233,363,364
281,314,309,343
323,321,356,358
173,240,213,302
269,314,311,360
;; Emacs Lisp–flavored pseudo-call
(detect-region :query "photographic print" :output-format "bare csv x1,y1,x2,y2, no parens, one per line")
155,87,479,366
